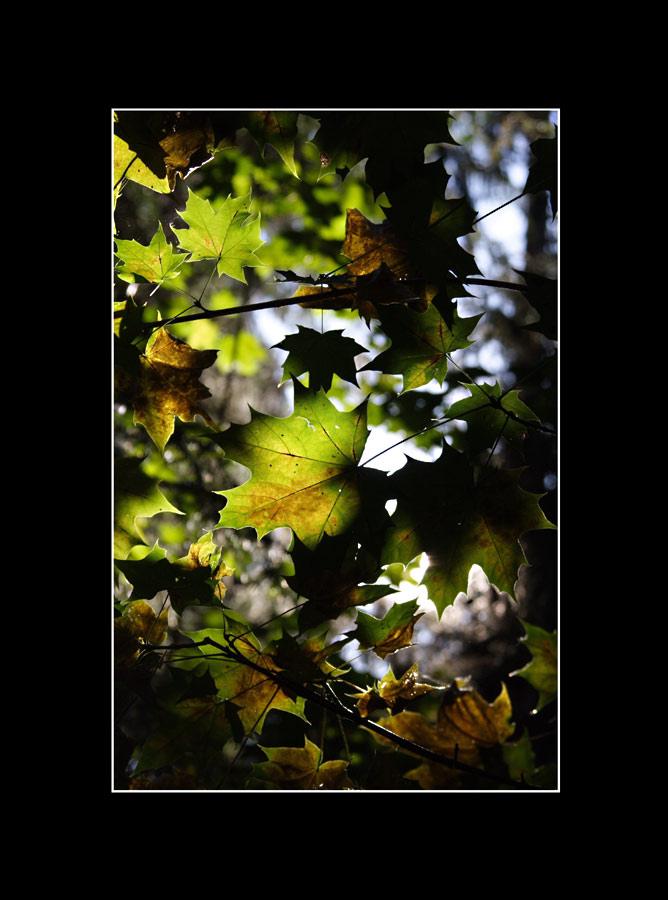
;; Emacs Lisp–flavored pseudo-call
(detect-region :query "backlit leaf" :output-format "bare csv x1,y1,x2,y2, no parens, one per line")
251,739,354,790
211,380,370,550
246,111,300,178
511,620,557,711
115,223,188,285
181,627,307,735
354,662,443,716
113,133,170,195
114,599,169,663
134,695,232,775
362,304,483,392
174,189,264,283
115,535,232,615
132,328,217,455
373,679,514,788
353,599,424,659
113,457,183,559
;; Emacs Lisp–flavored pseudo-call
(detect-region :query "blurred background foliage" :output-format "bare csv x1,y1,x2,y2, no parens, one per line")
114,110,557,788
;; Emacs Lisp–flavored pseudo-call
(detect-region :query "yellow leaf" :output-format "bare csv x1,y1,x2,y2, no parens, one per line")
115,599,168,663
371,681,514,787
132,329,218,455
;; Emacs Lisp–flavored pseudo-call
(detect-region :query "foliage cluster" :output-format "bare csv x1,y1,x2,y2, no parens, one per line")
113,109,558,791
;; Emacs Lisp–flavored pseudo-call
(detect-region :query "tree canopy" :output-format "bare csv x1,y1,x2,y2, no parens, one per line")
113,109,558,792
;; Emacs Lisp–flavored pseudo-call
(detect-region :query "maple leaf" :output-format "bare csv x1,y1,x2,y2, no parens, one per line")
353,662,443,716
511,620,557,711
382,442,556,615
211,380,370,550
130,328,218,455
115,223,188,285
352,598,424,659
373,679,515,788
285,534,395,630
115,534,233,615
341,208,416,279
113,133,170,196
312,111,456,200
445,380,542,455
113,457,183,559
173,188,264,283
133,695,232,776
353,263,425,326
361,304,483,392
273,326,367,392
246,111,300,178
181,627,307,735
250,739,354,790
114,599,169,664
157,112,215,189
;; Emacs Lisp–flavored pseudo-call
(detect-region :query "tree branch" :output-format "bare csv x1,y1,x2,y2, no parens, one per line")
137,275,536,334
147,637,539,790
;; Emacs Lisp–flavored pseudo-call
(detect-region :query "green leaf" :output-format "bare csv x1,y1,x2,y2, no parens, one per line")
180,627,308,735
173,188,264,283
273,326,367,392
445,380,541,454
361,304,482,392
114,534,232,614
352,599,424,659
115,223,188,285
114,457,182,559
512,620,557,711
134,695,232,776
502,731,537,783
383,443,556,615
246,111,300,178
312,111,457,199
211,380,370,550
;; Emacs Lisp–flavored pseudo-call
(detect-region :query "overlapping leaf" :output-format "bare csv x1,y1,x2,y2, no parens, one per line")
133,695,232,776
352,599,424,659
514,268,558,341
113,457,183,559
250,739,354,790
382,442,556,615
511,620,557,711
373,679,514,788
211,380,370,550
353,662,443,716
180,627,307,735
286,533,395,630
273,326,367,392
174,189,264,282
114,599,169,664
246,111,300,178
362,304,483,392
115,534,233,615
445,380,541,455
